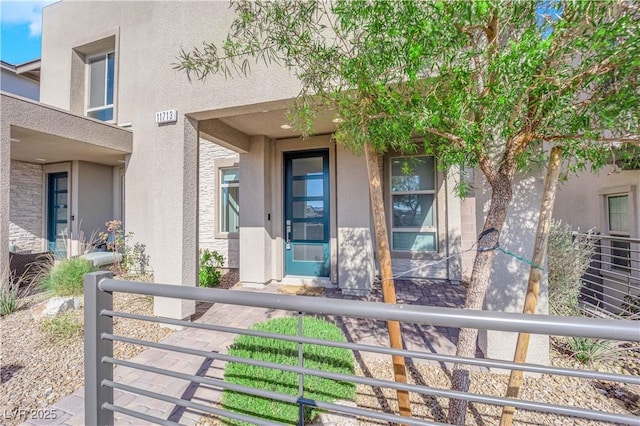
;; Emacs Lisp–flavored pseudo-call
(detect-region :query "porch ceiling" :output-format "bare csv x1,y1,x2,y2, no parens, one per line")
10,127,128,166
196,101,338,152
2,93,132,166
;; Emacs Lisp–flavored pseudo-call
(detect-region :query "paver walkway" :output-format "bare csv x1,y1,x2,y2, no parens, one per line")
23,280,474,426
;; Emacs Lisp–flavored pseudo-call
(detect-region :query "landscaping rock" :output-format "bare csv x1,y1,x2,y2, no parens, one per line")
32,297,81,320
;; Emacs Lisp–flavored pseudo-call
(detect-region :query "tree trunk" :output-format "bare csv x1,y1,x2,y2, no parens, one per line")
448,175,514,425
363,140,411,418
499,146,563,426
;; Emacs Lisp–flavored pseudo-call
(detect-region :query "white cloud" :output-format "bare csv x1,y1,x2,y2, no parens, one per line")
1,1,58,37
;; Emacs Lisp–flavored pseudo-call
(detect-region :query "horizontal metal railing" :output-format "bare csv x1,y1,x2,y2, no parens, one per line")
578,233,640,316
84,271,640,426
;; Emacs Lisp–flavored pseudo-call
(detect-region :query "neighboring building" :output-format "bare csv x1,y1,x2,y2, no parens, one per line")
554,164,639,314
1,60,41,101
0,1,549,364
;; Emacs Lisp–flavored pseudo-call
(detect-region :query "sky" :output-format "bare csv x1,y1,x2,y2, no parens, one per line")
1,0,58,64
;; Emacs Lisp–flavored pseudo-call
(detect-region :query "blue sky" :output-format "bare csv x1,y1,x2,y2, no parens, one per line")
1,1,58,64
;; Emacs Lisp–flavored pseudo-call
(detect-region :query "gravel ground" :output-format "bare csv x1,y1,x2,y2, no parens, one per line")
0,289,173,426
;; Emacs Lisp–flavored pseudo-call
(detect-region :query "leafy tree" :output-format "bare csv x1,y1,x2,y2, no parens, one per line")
178,1,640,423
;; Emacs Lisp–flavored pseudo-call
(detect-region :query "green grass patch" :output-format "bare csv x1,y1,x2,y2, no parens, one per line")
40,311,83,339
222,316,355,425
42,258,97,296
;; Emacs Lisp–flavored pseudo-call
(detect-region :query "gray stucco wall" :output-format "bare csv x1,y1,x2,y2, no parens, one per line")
9,160,44,253
76,161,114,243
198,139,239,268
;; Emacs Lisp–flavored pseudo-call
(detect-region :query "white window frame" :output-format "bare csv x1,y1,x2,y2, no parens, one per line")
605,193,631,272
218,166,239,235
85,51,115,121
389,155,438,252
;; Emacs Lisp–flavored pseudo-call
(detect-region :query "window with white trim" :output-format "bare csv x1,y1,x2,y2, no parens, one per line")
606,194,630,271
390,156,437,252
86,52,115,121
220,167,239,233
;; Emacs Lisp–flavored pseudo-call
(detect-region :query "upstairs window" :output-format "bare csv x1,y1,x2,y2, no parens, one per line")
220,167,239,233
87,52,114,121
390,156,437,252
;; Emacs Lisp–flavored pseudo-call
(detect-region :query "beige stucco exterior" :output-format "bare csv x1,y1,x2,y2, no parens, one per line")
5,0,565,366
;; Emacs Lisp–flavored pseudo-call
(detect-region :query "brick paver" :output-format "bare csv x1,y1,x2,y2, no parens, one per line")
21,280,473,425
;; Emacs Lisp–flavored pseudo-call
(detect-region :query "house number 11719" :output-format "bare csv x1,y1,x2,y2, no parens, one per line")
155,109,178,124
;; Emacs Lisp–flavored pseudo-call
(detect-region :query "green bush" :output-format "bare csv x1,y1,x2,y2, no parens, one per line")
42,258,97,296
222,316,355,425
0,285,18,316
199,249,224,287
40,311,82,339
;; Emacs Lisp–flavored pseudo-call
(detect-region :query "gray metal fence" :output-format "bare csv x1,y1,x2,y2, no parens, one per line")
84,271,640,426
579,234,640,317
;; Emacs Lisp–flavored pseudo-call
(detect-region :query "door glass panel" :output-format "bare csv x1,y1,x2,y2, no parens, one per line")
292,157,323,177
57,177,68,191
391,156,435,192
292,222,324,240
392,232,436,251
292,179,323,197
293,201,324,218
293,244,324,261
56,192,67,205
392,194,434,227
56,207,67,221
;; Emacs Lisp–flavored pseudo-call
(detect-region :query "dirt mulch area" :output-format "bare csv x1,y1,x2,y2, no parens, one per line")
0,290,174,426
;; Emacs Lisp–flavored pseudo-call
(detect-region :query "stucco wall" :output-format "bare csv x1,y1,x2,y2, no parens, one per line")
1,68,40,101
76,161,114,244
9,160,43,253
554,166,639,236
198,139,239,268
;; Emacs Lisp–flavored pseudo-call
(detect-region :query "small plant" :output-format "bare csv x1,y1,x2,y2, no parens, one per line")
199,249,224,288
42,258,97,296
40,311,82,339
547,221,595,317
100,220,151,277
222,316,355,425
0,284,18,316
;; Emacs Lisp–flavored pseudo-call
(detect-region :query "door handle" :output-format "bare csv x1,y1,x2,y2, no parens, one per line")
286,220,291,250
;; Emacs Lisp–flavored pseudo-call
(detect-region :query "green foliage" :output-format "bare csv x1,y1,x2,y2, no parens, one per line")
100,220,151,277
547,220,595,316
40,311,83,340
0,284,18,316
199,249,224,288
222,316,355,425
178,0,640,192
43,258,97,296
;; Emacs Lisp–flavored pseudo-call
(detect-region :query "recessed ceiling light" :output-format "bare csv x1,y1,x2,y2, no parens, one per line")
331,117,343,123
10,138,21,143
35,158,46,162
117,160,126,163
262,110,270,113
280,124,293,130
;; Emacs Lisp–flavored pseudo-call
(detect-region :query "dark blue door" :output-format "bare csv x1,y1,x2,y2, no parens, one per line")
284,150,330,277
47,172,68,257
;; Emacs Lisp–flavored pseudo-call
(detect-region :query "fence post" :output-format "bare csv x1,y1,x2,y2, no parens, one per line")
297,312,304,426
84,271,114,426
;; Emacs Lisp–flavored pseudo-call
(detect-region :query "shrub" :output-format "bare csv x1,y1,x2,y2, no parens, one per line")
42,258,97,296
199,249,224,288
547,220,595,317
40,311,82,339
222,316,355,425
0,284,18,316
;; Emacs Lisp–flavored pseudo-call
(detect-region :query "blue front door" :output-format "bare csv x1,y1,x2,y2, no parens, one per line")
47,172,69,257
284,150,330,277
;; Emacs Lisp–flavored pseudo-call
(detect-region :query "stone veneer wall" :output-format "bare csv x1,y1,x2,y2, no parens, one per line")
9,160,44,253
199,140,240,268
